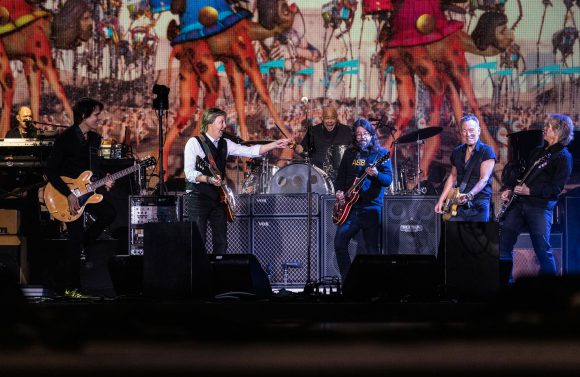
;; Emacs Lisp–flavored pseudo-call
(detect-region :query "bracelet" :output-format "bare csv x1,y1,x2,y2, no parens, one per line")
466,192,474,201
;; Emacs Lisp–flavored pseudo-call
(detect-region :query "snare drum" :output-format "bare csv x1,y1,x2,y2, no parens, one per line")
267,163,334,194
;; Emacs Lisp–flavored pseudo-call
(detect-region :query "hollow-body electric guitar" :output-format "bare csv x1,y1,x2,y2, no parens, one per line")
441,187,462,221
332,153,390,225
196,156,236,222
43,157,156,222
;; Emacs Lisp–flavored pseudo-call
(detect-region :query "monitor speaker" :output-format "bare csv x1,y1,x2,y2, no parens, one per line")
382,196,440,256
143,222,210,298
342,254,437,301
209,254,272,298
443,221,499,300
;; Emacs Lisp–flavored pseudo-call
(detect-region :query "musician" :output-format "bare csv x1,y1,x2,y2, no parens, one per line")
45,98,115,298
294,106,351,174
434,114,496,221
499,114,574,277
334,118,392,280
5,106,36,138
184,107,291,253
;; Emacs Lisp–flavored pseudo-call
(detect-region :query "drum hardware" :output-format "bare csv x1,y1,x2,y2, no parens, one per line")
392,127,443,195
240,154,279,194
322,144,348,181
267,163,334,194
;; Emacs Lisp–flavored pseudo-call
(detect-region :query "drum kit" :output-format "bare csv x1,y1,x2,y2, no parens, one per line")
238,140,342,195
392,126,443,195
236,126,442,196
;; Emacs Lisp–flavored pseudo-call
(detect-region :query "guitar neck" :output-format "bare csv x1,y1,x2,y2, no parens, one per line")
88,163,141,191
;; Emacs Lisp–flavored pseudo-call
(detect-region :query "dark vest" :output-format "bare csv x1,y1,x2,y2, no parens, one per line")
186,135,228,200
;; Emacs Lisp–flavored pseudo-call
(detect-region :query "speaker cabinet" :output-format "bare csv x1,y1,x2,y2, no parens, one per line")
203,217,251,254
342,255,438,301
566,196,580,273
252,217,319,287
320,195,369,279
252,194,319,216
143,222,210,298
443,222,499,300
209,254,272,298
382,196,440,256
513,232,563,279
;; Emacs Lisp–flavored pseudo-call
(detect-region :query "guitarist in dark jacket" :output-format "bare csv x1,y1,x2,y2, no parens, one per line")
334,118,392,280
45,98,115,298
499,114,574,279
183,108,291,253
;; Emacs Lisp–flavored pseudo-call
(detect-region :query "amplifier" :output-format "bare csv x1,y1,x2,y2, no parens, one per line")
182,194,251,221
252,216,319,288
252,194,320,216
129,195,182,255
513,232,563,279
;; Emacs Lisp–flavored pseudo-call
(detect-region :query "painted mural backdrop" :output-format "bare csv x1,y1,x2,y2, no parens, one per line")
1,0,579,198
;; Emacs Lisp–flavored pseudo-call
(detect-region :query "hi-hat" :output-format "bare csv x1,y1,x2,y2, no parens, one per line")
396,127,443,144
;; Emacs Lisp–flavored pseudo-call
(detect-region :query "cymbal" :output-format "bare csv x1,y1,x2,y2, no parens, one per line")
241,140,274,145
396,127,443,144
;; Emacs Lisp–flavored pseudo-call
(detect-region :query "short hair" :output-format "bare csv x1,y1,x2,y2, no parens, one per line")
73,98,104,125
200,108,227,133
459,114,480,128
547,114,575,146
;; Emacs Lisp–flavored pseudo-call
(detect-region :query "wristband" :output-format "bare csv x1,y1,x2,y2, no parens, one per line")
467,192,474,201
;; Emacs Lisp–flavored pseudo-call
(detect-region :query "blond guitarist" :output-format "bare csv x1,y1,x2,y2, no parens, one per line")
44,98,115,298
434,115,496,222
183,108,292,254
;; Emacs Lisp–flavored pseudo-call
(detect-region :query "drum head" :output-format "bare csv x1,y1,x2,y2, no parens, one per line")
267,163,334,194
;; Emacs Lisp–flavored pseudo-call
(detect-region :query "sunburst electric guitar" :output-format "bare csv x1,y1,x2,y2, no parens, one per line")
43,157,156,222
441,188,462,221
196,156,236,222
332,153,390,225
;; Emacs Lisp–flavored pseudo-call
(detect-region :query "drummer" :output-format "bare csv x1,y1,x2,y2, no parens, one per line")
294,106,351,173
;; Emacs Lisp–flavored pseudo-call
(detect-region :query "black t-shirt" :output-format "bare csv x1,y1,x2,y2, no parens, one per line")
450,140,496,200
45,125,102,196
300,123,352,169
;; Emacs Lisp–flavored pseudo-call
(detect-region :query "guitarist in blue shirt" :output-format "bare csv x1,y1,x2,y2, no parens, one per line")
333,118,392,280
499,114,574,278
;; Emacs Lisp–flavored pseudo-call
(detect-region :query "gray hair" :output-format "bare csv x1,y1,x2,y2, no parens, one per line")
200,108,227,133
547,114,575,146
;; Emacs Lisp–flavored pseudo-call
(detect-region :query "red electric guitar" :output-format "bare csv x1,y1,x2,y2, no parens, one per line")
332,153,390,225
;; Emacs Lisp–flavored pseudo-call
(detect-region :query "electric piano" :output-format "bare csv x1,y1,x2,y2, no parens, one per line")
0,138,54,168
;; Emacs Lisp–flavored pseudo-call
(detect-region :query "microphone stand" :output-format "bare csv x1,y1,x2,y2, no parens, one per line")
152,84,170,195
303,102,315,294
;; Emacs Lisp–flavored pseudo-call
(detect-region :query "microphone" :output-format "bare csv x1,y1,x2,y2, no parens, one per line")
301,96,309,105
222,131,244,144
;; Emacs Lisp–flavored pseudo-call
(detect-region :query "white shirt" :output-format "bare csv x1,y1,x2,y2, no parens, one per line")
184,134,262,185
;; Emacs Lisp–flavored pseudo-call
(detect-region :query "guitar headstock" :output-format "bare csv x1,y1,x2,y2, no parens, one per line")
373,151,390,167
139,156,157,169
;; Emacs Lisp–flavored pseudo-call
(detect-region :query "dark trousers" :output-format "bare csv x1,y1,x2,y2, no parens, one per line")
185,192,227,254
334,206,381,280
60,199,116,291
499,200,556,276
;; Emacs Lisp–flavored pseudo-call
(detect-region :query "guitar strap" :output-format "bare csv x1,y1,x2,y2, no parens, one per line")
457,148,483,194
196,134,225,178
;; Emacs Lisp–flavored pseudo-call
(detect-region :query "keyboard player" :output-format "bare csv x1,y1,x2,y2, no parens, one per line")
5,106,36,138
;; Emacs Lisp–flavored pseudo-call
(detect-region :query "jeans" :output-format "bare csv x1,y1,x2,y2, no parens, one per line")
450,198,491,222
499,200,556,275
334,206,381,280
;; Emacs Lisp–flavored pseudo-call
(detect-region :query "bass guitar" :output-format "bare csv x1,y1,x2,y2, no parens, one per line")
43,157,156,222
332,153,390,225
196,156,236,222
441,187,461,221
497,153,551,220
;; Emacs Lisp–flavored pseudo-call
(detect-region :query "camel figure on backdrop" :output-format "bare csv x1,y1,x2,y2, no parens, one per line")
0,0,93,136
377,0,515,176
155,0,297,179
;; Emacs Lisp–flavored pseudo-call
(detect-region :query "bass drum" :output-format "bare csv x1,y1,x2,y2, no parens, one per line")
267,163,334,194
